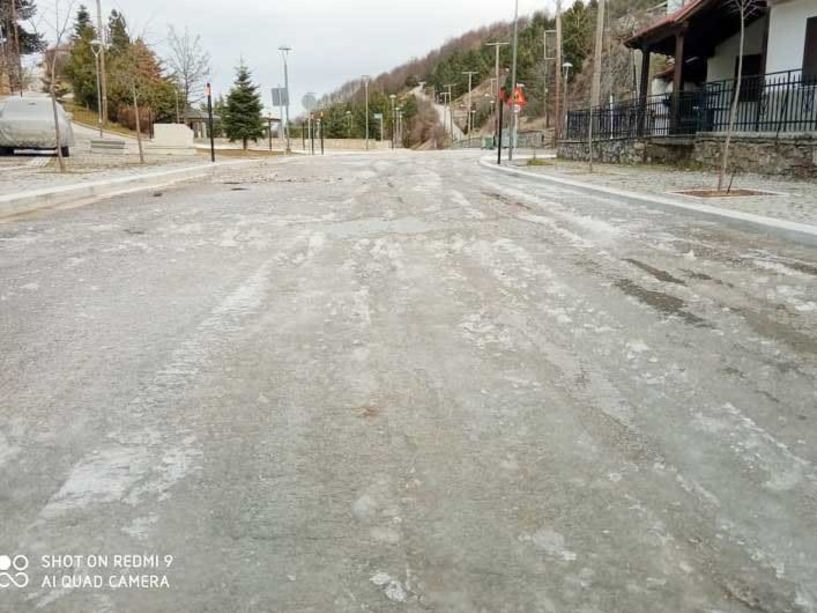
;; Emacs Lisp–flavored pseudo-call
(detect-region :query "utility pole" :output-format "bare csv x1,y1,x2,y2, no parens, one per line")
278,46,292,152
362,75,370,150
588,0,605,173
554,0,563,146
90,39,103,137
95,0,108,124
444,83,456,140
544,29,556,132
389,93,397,149
508,0,520,160
486,42,509,148
462,71,478,135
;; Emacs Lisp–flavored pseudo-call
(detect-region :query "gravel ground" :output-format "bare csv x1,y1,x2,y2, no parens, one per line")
1,150,816,612
512,156,817,226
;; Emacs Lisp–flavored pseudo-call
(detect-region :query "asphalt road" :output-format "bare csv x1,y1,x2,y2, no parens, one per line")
1,151,816,612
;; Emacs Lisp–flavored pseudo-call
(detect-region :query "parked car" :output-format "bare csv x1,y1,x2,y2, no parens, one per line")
0,96,75,157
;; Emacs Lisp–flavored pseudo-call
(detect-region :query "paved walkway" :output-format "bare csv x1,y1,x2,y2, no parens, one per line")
509,156,817,227
0,122,213,199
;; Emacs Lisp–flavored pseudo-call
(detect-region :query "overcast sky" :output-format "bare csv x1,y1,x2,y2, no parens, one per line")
101,0,552,115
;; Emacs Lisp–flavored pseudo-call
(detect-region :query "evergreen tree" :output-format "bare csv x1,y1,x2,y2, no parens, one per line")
65,5,98,108
0,1,45,55
107,10,130,52
222,63,265,150
73,5,93,39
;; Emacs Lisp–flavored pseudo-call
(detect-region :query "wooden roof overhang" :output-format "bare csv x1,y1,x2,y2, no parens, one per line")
625,0,768,58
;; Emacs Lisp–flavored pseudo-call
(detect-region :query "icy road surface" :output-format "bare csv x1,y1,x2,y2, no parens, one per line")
1,150,816,612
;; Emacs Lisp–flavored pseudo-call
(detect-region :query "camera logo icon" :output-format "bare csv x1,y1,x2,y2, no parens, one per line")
0,555,29,589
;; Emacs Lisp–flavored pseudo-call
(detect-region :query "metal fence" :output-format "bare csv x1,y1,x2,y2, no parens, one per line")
565,69,817,141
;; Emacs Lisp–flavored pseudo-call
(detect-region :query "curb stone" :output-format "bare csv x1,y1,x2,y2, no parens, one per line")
479,157,817,246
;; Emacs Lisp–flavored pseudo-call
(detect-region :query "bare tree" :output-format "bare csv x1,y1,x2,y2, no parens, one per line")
165,25,210,114
31,0,75,173
718,0,766,191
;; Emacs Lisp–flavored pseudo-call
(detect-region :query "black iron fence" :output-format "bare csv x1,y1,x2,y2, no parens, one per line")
565,69,817,141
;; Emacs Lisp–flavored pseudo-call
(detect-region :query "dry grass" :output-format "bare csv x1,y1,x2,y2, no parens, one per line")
63,102,140,139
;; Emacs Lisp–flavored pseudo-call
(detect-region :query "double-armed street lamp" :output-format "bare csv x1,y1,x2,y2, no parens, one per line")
90,38,104,138
278,46,292,152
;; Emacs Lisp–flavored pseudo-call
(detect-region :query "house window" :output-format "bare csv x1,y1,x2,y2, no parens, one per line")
804,17,817,82
734,54,763,102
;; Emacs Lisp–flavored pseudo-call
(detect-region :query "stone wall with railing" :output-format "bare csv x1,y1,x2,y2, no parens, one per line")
557,132,817,178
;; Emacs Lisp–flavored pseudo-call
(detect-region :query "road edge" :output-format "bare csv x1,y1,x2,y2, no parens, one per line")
479,157,817,246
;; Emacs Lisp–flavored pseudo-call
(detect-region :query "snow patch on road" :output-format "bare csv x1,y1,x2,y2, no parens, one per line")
521,528,578,562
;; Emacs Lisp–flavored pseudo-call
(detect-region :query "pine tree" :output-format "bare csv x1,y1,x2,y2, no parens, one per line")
223,63,265,150
65,5,98,108
0,1,45,55
73,5,94,39
107,10,130,52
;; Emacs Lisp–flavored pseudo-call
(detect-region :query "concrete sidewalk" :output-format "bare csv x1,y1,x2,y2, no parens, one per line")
481,156,817,246
0,159,266,219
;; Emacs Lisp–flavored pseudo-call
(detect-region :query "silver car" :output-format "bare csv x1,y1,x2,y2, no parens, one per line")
0,96,76,157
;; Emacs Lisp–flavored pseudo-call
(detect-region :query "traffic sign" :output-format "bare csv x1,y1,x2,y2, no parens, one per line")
271,87,289,106
302,93,318,112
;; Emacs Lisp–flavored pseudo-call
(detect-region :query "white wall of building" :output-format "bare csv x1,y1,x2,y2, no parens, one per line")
766,0,817,74
706,17,767,82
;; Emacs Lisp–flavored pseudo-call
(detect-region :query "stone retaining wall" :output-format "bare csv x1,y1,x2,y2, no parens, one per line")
558,132,817,178
693,132,817,179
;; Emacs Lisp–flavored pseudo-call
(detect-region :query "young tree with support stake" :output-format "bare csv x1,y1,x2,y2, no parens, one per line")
223,63,265,151
31,0,76,173
718,0,766,192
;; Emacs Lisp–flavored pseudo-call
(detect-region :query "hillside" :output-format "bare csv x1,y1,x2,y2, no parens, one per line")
317,0,667,148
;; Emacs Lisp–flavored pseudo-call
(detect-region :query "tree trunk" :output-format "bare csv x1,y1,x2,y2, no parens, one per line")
719,7,745,192
133,83,145,164
49,58,66,173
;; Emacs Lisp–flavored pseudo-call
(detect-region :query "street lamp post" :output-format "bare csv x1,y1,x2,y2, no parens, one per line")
346,110,352,138
95,0,109,124
462,71,478,135
362,75,370,150
90,39,104,138
278,46,292,153
486,42,509,148
562,61,573,139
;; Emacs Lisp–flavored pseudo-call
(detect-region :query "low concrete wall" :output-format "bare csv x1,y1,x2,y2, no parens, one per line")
558,132,817,178
293,138,392,151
